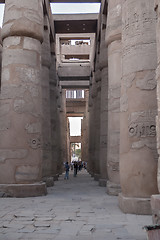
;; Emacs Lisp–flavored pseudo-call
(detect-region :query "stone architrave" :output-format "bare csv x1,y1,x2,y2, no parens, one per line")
0,0,47,197
105,0,122,195
41,14,53,186
119,0,158,214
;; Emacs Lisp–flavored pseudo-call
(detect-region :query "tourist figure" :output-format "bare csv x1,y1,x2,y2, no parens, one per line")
73,161,78,177
64,161,70,180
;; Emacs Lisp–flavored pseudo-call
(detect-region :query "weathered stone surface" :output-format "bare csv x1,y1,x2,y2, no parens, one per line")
2,0,43,42
119,0,158,214
0,0,44,192
15,67,41,84
119,193,151,215
106,180,121,196
0,102,11,118
3,49,38,67
25,122,41,134
0,182,47,197
0,149,28,163
106,0,122,45
15,166,39,182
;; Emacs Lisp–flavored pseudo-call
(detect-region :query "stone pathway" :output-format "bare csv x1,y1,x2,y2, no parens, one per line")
0,169,151,240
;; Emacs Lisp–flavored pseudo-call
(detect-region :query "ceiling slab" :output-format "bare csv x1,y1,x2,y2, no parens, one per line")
51,0,100,2
0,0,101,4
54,14,98,33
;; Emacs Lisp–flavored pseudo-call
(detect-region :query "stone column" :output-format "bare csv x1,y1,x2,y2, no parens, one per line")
81,90,89,165
41,14,53,186
49,44,60,181
119,0,158,214
0,28,2,81
0,0,46,197
92,67,101,181
59,89,68,165
105,0,122,195
99,24,108,187
88,74,96,176
151,0,160,224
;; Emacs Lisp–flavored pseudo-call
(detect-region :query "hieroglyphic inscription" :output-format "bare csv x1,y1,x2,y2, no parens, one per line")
128,110,157,138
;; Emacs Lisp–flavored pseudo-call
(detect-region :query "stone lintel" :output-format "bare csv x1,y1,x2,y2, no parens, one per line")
106,181,121,196
0,183,47,198
118,193,151,215
60,80,89,88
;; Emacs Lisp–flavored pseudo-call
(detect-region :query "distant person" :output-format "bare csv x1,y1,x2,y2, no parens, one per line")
73,161,78,177
64,162,70,180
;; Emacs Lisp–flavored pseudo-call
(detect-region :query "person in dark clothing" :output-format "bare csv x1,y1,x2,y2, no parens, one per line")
73,161,78,177
64,162,70,180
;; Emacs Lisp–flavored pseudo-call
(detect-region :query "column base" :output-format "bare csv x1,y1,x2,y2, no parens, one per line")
99,178,106,187
54,174,59,181
43,176,54,187
151,194,160,224
118,193,151,215
106,181,121,196
0,183,47,198
94,174,100,181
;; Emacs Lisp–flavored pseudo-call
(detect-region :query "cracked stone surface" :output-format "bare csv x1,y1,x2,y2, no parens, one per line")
0,170,151,240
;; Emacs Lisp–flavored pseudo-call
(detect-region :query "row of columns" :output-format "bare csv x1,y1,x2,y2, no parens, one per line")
88,0,159,214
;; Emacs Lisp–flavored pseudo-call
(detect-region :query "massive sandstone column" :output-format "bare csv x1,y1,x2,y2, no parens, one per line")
88,73,97,177
59,89,68,165
81,90,89,166
41,14,53,186
99,25,108,187
49,44,60,181
119,0,158,214
151,0,160,224
88,79,95,176
105,0,122,195
0,28,2,80
0,0,46,197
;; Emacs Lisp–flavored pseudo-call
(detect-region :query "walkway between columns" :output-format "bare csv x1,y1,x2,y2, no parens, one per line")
0,169,151,240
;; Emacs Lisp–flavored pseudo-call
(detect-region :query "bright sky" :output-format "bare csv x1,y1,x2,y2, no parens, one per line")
51,3,100,14
0,3,100,27
68,117,83,136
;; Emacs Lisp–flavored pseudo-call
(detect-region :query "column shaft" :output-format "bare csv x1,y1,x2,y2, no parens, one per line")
0,0,46,197
119,0,158,214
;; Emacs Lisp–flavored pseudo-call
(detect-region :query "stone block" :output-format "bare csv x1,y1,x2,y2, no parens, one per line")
106,181,121,196
5,49,38,67
151,195,160,224
118,193,151,215
42,176,54,187
23,37,41,53
0,182,47,197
